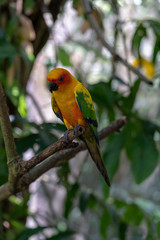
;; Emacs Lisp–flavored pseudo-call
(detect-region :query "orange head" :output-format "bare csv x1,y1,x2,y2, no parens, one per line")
47,68,72,92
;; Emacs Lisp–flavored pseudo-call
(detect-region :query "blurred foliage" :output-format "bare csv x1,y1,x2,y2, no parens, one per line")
0,0,160,240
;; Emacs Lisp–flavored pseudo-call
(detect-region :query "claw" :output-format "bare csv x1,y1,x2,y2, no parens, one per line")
64,125,85,143
74,125,85,137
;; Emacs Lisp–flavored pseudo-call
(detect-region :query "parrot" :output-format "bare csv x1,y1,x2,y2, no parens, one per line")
47,68,110,186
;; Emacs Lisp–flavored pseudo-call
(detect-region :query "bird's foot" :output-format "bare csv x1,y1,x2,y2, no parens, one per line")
74,125,85,137
64,125,85,145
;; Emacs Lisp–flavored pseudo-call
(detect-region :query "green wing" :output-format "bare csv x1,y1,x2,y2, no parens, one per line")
74,84,99,143
51,95,64,122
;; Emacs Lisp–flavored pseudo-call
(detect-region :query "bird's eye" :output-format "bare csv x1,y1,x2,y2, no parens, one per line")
58,76,64,82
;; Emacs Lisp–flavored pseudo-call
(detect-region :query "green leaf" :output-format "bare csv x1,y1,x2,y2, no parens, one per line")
99,210,111,239
146,19,160,38
123,204,144,225
125,119,159,183
7,16,18,38
16,133,39,155
114,199,126,209
73,0,80,7
123,79,141,111
88,194,97,209
46,230,75,240
24,0,35,10
9,195,29,220
64,183,79,218
89,82,117,121
157,221,160,237
131,23,147,58
0,41,16,59
57,47,72,66
40,122,66,132
0,0,7,7
79,191,91,213
16,226,48,240
103,132,124,180
18,93,27,118
130,135,158,183
146,19,160,63
57,162,70,185
152,39,160,63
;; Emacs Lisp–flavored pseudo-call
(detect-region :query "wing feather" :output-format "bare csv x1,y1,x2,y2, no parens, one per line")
51,95,64,122
74,84,99,143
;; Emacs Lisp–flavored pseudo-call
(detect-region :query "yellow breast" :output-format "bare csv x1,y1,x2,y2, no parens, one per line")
53,82,84,127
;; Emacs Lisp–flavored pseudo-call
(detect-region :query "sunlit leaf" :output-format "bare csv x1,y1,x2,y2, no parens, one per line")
9,195,29,220
18,94,27,118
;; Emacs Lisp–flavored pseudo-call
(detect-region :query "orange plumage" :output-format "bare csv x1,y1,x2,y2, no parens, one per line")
47,68,110,186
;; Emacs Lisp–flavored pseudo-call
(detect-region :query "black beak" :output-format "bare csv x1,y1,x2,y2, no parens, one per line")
49,82,58,92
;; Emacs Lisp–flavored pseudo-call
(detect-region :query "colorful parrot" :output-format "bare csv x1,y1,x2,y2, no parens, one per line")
47,68,110,186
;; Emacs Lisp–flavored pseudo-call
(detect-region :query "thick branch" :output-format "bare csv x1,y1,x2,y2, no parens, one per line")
0,116,126,201
19,125,85,175
0,82,18,163
82,0,152,86
22,116,127,186
0,183,11,202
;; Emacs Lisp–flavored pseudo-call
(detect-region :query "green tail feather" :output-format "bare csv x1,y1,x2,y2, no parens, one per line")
82,135,110,187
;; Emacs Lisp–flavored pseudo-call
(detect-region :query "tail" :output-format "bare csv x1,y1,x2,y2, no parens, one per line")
82,135,110,187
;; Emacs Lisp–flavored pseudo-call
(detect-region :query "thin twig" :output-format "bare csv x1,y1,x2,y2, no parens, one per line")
82,0,152,86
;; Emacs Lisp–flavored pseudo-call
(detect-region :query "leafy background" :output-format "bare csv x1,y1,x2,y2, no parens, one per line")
0,0,160,239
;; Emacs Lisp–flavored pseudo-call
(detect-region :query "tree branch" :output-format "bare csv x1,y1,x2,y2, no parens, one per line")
19,125,85,175
0,82,18,163
0,183,11,202
0,116,126,201
22,116,127,186
0,82,22,192
82,0,152,86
